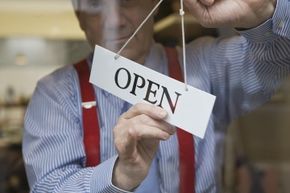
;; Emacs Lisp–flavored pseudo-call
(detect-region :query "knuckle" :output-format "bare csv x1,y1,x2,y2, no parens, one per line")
128,126,139,139
134,103,144,112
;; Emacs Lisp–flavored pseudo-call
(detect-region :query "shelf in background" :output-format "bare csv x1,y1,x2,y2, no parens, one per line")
0,0,84,40
154,13,217,45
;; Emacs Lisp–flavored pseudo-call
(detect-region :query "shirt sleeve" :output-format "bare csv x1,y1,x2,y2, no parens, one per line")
186,0,290,125
22,67,132,193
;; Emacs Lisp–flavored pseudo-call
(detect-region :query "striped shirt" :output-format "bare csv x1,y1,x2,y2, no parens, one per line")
23,1,290,192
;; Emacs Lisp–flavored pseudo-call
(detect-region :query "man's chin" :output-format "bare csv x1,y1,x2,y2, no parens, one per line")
117,49,136,61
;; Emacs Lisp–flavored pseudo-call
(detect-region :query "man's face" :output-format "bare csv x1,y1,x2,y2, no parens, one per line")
75,0,157,64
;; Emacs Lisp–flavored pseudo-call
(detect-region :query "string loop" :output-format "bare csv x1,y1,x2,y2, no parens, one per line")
180,0,188,91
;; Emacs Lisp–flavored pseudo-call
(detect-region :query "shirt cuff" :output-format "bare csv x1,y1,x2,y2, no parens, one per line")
237,0,290,43
90,156,133,193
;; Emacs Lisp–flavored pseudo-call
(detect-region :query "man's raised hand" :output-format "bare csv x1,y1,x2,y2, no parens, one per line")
184,0,276,28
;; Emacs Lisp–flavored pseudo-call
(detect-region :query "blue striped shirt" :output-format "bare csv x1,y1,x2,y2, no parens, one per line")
23,1,290,192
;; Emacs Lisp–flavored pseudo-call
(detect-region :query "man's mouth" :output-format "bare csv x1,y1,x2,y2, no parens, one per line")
107,35,130,42
101,33,135,50
113,37,128,43
104,31,134,42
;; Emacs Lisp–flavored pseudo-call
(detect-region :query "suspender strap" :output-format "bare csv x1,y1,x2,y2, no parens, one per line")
165,47,195,193
74,60,100,166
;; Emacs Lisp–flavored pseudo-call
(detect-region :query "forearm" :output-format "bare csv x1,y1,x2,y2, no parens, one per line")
28,167,94,193
26,156,131,193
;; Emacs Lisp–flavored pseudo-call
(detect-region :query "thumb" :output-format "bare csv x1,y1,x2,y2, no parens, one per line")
183,0,204,19
199,0,215,6
184,0,216,27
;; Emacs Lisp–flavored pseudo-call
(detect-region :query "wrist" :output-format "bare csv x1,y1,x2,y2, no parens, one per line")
237,0,276,29
112,158,147,191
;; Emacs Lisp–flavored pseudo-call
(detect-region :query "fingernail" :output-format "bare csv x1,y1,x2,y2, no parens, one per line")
162,133,170,140
171,126,177,132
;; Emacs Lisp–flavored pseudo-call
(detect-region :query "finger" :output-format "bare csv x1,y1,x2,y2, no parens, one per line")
184,0,204,17
121,103,167,120
118,129,137,157
114,118,174,155
115,124,169,157
184,0,215,27
136,114,176,135
128,124,171,141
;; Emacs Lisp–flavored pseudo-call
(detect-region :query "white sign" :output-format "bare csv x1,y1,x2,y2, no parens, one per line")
90,45,216,138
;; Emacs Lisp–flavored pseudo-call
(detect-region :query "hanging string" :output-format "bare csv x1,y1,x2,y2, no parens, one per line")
114,0,164,60
179,0,188,91
114,0,188,91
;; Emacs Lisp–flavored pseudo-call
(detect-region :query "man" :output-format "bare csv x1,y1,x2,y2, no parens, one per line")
23,0,290,192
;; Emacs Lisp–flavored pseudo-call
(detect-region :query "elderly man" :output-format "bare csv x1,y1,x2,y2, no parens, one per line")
23,0,290,192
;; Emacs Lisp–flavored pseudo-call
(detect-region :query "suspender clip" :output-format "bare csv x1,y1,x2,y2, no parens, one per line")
82,101,96,109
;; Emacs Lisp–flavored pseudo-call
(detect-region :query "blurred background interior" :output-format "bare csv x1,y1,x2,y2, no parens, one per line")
0,0,289,193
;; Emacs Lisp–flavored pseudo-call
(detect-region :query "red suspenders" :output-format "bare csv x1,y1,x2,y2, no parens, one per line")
75,48,195,193
75,60,101,166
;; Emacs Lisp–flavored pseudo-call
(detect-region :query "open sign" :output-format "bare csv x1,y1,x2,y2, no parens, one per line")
90,45,216,138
